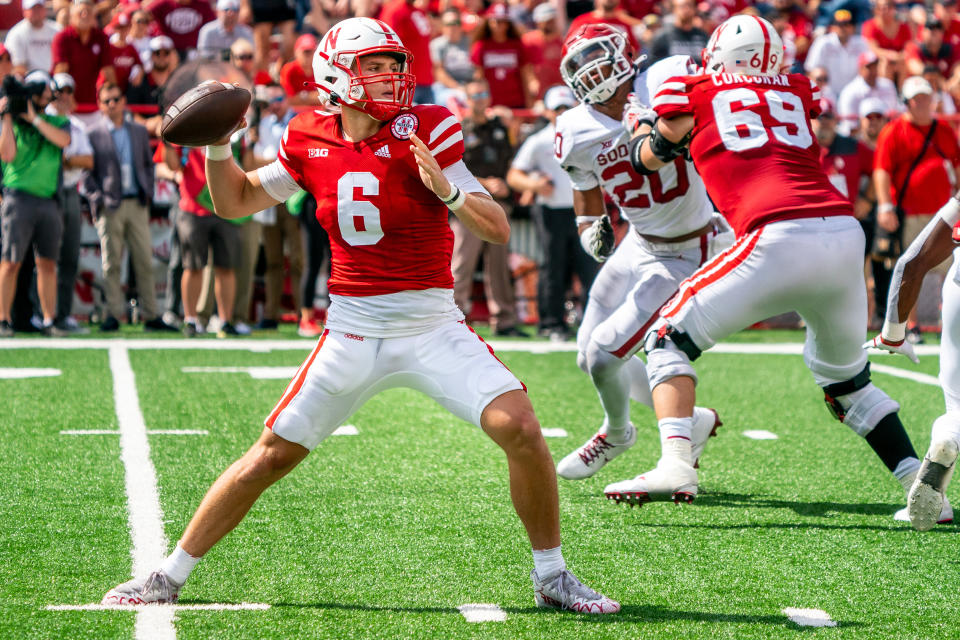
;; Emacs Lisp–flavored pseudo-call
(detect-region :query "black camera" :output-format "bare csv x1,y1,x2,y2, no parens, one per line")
0,75,30,118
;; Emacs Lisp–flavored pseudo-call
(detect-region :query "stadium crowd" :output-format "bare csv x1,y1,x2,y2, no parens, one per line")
0,0,957,340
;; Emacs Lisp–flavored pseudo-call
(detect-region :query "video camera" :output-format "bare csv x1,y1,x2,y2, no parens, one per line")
0,71,52,118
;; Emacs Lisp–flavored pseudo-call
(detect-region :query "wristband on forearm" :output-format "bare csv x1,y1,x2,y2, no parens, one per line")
205,143,232,161
878,203,896,215
575,215,601,225
441,183,467,210
881,320,907,344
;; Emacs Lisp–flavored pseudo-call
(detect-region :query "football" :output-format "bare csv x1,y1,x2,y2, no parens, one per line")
161,80,251,147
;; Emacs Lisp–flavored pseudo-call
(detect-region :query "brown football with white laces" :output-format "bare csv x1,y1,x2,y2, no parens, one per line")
161,80,251,146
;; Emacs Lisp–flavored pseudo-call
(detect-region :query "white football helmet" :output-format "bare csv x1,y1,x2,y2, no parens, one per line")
702,15,784,77
560,23,637,105
311,17,416,121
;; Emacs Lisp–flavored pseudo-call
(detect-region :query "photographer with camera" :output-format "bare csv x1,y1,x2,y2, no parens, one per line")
0,71,71,337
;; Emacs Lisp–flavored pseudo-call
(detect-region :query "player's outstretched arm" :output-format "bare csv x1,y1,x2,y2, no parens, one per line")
627,115,694,174
409,133,510,244
865,195,960,362
205,125,282,220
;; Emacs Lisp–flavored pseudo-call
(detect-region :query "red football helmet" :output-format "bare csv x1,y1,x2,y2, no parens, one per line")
560,23,637,105
311,17,416,121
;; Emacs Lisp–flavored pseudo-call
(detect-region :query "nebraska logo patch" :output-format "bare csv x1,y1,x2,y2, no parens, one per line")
390,113,419,140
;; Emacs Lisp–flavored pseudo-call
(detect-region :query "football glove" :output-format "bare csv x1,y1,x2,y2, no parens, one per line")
622,95,657,135
862,334,920,364
580,214,615,262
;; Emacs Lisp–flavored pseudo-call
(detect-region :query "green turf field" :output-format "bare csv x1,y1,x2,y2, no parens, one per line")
1,331,957,639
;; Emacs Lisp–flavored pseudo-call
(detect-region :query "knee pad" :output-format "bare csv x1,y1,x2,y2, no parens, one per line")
643,324,698,389
823,367,900,437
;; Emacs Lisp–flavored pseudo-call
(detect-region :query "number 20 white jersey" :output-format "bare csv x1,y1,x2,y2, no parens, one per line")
555,55,714,238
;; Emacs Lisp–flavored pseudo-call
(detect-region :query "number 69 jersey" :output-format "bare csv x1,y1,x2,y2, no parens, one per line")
555,56,714,238
652,72,853,237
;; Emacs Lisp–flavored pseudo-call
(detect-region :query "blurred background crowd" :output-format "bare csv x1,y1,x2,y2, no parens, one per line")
0,0,955,340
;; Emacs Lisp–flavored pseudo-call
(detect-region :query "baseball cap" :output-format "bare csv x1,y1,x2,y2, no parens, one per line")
150,35,174,51
294,33,317,52
52,72,75,92
858,50,879,67
486,2,510,19
217,0,240,9
544,85,576,110
22,0,44,9
859,96,887,118
832,9,853,23
902,75,934,100
532,3,557,22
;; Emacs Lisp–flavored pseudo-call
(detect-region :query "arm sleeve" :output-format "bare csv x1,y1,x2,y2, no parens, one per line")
257,158,302,202
442,159,489,196
652,75,694,119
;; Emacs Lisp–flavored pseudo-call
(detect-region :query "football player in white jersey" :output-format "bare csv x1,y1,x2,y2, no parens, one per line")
553,23,734,502
866,192,960,529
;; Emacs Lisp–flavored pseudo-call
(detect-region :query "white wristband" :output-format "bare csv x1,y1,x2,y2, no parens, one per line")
446,186,467,211
575,215,601,225
878,203,896,215
205,143,232,161
937,196,960,227
881,320,907,343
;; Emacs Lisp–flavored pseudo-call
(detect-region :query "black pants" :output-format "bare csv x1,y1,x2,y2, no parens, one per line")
533,205,599,330
299,195,330,311
165,205,182,316
56,186,82,323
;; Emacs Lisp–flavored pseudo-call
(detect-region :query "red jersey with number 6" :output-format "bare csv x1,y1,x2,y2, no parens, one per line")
278,104,464,297
653,72,852,237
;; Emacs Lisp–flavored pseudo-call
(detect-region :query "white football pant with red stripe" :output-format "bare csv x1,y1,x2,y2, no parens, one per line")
266,321,523,450
648,215,870,391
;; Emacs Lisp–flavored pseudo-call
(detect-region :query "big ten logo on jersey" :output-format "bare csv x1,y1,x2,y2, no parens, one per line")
601,146,690,209
308,148,330,158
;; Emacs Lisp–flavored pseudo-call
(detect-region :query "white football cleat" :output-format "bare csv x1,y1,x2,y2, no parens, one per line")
102,570,182,605
556,423,637,480
894,497,953,526
907,438,959,531
691,407,722,469
604,451,699,507
531,569,620,614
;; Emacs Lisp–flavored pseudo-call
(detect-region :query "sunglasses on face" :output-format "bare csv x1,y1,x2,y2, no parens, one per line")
101,95,123,104
56,87,74,95
270,95,286,103
468,91,490,99
865,113,885,120
153,49,172,56
135,18,150,23
813,75,828,82
234,53,254,60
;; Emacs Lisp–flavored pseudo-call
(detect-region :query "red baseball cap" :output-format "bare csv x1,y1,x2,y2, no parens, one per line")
295,33,317,52
485,2,510,19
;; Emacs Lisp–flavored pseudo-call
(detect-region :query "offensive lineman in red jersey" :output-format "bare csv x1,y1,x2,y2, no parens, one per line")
102,18,619,613
602,15,930,521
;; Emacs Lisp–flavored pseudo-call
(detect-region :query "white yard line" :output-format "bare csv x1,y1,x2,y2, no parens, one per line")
181,366,299,379
743,430,779,440
870,363,941,387
457,603,506,622
108,345,176,640
782,607,837,627
0,367,60,378
332,425,358,436
47,603,271,612
61,430,209,436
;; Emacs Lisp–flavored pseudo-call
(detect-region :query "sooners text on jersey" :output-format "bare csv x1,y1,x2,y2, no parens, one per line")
278,104,464,296
653,72,852,237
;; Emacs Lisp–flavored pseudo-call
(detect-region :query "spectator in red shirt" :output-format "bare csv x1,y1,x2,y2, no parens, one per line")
110,27,144,94
379,0,435,104
568,0,640,53
145,0,216,61
522,3,564,99
874,75,960,336
51,0,115,119
935,0,960,49
279,33,319,106
862,0,912,78
906,18,957,78
470,3,536,108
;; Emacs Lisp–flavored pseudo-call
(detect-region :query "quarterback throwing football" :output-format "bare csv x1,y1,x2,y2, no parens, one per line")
610,14,926,516
102,18,618,614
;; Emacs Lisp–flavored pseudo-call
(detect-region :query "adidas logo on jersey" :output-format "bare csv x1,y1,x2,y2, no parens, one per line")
374,146,391,158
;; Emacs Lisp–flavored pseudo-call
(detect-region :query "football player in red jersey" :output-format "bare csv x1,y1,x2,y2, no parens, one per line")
602,15,930,522
102,17,619,614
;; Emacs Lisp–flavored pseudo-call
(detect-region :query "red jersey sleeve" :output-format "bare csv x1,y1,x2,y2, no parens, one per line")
51,30,67,66
418,105,464,169
805,75,822,118
469,40,482,67
279,62,300,96
277,116,307,186
857,141,875,179
652,75,694,119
